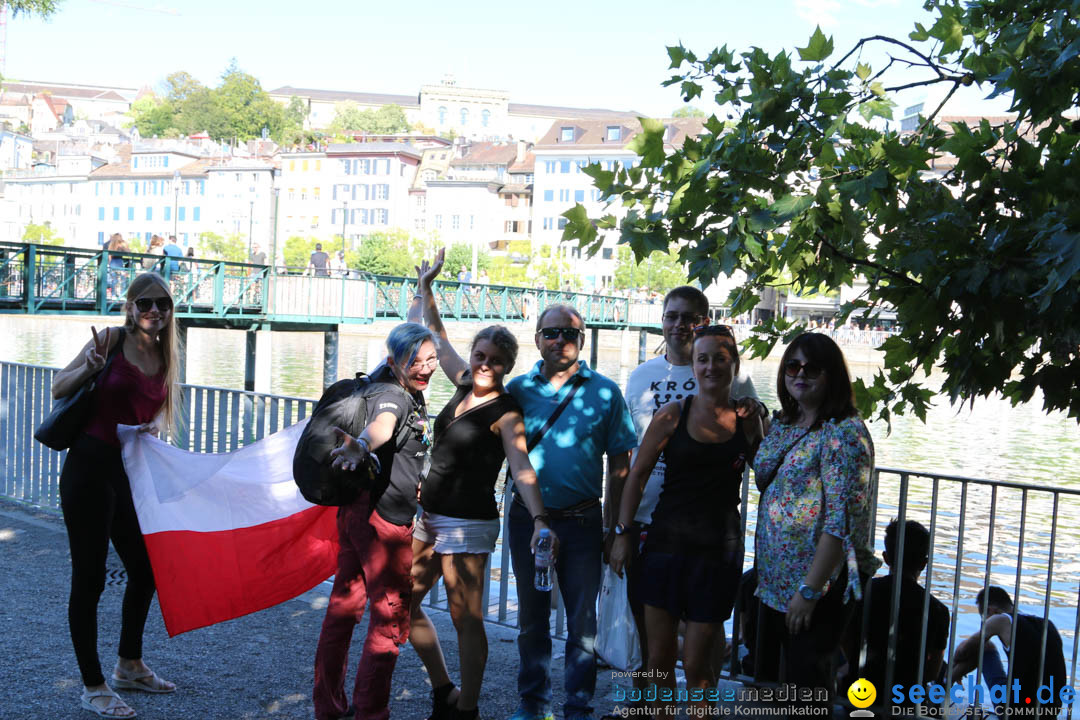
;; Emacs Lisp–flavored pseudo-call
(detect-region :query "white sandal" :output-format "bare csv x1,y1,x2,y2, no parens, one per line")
80,687,137,718
111,663,176,694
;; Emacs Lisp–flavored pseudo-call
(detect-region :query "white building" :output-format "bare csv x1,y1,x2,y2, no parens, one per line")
0,126,34,173
0,154,107,245
532,118,702,292
204,159,277,253
277,143,422,244
269,78,639,142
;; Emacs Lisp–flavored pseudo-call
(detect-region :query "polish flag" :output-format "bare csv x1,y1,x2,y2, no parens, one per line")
118,421,339,637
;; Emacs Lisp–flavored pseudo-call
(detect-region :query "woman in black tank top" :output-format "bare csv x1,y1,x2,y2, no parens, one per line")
610,325,765,716
408,250,555,720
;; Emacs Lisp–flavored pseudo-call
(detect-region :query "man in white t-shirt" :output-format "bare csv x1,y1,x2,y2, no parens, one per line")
621,285,766,689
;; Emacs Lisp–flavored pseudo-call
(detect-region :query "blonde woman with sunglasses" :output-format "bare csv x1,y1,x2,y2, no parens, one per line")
51,273,182,719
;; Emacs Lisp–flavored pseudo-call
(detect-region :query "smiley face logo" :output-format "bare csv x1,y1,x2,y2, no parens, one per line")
847,678,876,709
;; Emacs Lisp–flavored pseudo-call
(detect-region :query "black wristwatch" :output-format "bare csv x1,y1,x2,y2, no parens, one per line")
613,522,628,536
533,513,551,526
798,583,823,601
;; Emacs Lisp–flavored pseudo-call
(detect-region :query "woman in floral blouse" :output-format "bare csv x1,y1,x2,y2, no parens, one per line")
751,332,880,707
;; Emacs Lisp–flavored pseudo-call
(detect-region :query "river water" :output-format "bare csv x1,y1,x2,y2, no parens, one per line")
4,315,1080,701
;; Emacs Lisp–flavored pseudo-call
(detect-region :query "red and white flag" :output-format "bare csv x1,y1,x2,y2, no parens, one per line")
119,420,339,637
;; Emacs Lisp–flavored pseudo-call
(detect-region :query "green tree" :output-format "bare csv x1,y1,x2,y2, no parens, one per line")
671,106,705,118
127,94,176,137
444,243,490,281
282,236,320,271
197,231,246,263
564,1,1080,423
214,61,286,142
5,0,59,16
488,256,528,286
349,231,419,276
328,102,410,135
612,246,686,293
22,222,63,245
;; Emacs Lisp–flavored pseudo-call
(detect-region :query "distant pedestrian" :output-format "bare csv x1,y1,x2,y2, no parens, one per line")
330,250,347,278
161,236,183,274
142,235,164,270
457,265,471,284
308,243,330,277
249,243,267,267
50,273,182,719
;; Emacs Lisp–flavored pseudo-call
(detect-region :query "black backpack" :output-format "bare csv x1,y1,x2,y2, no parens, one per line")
292,371,414,506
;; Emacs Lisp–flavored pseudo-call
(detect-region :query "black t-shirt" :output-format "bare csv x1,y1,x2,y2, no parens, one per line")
859,574,950,692
365,364,428,526
310,251,330,276
250,251,267,265
1004,613,1067,710
420,375,520,520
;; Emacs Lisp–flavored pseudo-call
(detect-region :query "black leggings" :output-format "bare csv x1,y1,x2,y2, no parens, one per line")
59,434,157,687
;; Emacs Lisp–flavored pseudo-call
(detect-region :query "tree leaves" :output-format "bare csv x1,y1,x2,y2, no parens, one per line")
797,27,835,62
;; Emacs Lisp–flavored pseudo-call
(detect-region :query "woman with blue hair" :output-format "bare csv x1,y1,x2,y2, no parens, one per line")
312,322,438,720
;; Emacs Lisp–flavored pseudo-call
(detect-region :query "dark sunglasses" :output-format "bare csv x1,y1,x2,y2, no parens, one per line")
784,359,824,379
692,324,734,338
539,327,582,342
133,297,173,313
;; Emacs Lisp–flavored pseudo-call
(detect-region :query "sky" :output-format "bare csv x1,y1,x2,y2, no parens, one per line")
6,0,1003,118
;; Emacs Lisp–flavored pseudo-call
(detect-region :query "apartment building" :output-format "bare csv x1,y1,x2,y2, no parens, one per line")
532,117,703,291
277,143,422,244
0,154,107,245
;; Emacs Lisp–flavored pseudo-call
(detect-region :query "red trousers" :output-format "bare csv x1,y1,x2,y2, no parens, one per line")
313,492,413,720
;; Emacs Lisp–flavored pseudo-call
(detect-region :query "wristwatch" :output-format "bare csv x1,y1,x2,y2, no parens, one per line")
798,583,823,601
613,522,628,536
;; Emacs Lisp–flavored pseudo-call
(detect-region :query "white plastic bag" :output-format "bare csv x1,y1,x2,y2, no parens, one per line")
595,565,642,671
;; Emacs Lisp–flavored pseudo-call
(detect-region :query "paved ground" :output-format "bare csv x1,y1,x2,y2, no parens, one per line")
0,498,634,720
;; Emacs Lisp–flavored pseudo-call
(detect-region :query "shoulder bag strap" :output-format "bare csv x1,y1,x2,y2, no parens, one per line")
526,372,586,453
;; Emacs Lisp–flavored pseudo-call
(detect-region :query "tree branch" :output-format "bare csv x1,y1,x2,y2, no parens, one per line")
813,229,928,292
917,80,962,135
834,35,948,78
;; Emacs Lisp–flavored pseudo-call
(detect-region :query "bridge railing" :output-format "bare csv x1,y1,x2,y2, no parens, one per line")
0,242,269,318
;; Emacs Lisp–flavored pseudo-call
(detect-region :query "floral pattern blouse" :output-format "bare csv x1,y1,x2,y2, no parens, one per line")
752,414,881,612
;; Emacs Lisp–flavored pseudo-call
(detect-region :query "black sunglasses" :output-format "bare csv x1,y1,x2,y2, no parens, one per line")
692,324,734,338
784,359,824,379
539,327,582,341
134,297,173,313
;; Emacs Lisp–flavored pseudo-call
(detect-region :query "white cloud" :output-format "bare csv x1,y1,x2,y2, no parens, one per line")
795,0,843,27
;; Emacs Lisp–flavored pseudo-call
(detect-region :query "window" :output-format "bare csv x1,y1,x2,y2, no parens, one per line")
193,207,200,221
312,215,318,227
559,160,571,173
415,218,426,230
452,215,460,230
133,182,139,196
435,214,443,229
606,126,622,142
342,159,352,175
482,109,490,127
98,207,105,221
576,160,588,172
602,248,613,260
127,207,134,221
199,180,205,195
118,182,124,196
302,160,309,171
133,157,139,169
557,218,567,230
469,215,475,230
423,169,437,182
315,160,321,171
543,189,554,202
301,188,308,200
113,207,119,221
559,189,571,202
164,207,171,221
98,231,104,244
375,184,389,200
314,187,321,200
288,188,295,201
289,160,296,171
438,106,447,125
95,183,100,196
178,207,186,222
542,218,553,230
560,126,574,142
353,184,368,201
574,190,585,203
544,161,557,173
377,208,388,224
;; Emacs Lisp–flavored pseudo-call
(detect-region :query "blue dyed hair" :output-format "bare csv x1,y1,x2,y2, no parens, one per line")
386,322,437,369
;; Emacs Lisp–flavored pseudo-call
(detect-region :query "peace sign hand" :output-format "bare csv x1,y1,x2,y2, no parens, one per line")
85,326,108,373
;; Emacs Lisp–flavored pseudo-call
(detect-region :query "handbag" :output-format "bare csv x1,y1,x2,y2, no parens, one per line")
34,329,125,451
595,564,642,672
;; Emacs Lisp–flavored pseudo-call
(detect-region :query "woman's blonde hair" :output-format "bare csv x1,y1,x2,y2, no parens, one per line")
124,272,184,435
107,233,126,251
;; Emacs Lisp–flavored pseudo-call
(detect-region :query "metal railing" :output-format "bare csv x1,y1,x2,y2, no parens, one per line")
3,359,1078,716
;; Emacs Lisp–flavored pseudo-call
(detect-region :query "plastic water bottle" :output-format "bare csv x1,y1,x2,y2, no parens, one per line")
534,528,553,591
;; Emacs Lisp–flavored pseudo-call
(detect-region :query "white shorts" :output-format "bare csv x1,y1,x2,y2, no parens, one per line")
413,510,500,555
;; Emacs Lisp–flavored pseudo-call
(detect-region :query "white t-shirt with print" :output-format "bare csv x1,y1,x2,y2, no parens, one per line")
624,356,758,524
